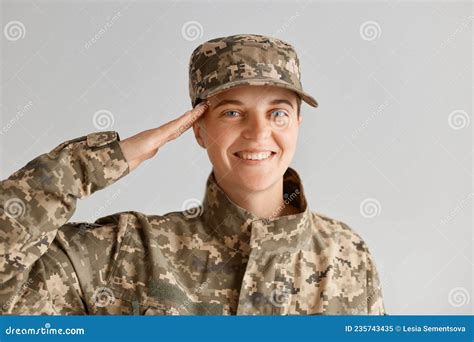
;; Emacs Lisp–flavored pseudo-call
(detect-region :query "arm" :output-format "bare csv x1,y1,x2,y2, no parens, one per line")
0,102,208,314
0,131,129,314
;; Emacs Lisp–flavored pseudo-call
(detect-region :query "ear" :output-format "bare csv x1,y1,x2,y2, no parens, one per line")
192,120,206,149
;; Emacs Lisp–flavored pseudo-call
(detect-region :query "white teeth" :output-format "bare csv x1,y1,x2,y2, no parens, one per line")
236,151,273,160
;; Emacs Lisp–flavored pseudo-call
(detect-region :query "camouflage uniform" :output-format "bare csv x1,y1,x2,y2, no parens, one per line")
0,131,386,315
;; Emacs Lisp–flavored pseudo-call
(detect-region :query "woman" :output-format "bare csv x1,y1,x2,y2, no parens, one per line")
0,34,385,315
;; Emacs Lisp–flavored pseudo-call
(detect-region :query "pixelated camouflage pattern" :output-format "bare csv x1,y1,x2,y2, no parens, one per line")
0,131,385,315
188,33,319,108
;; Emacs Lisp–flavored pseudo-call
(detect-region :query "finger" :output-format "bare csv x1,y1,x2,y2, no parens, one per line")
184,101,209,120
173,102,209,129
164,102,209,141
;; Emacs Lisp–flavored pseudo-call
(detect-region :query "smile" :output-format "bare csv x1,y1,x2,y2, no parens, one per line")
233,151,277,162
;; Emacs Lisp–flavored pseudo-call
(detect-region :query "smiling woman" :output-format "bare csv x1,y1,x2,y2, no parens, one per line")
1,33,385,316
192,85,303,219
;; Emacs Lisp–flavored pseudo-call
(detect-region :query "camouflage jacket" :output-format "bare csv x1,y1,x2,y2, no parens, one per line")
0,131,386,315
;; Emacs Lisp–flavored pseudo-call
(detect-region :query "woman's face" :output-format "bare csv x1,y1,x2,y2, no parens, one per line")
193,85,302,192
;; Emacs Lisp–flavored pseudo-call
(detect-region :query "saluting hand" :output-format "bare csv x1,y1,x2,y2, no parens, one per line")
119,101,209,171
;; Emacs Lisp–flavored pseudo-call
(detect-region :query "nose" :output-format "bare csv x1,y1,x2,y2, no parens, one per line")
242,114,272,141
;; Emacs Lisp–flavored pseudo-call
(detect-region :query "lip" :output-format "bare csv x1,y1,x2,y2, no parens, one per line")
232,151,277,164
235,149,277,154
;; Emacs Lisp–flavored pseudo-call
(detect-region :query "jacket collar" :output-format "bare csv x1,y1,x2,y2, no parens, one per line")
201,167,313,254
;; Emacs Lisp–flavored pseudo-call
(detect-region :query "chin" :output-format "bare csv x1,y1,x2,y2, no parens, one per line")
233,168,278,192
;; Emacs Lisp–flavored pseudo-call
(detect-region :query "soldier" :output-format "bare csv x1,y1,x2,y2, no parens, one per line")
0,34,386,315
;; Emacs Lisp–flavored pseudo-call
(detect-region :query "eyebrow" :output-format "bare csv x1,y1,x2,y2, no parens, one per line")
213,98,294,110
270,99,294,109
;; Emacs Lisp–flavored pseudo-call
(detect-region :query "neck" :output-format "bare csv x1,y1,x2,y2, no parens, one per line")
215,173,297,219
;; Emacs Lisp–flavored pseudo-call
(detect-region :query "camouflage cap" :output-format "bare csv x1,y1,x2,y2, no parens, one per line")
188,33,318,108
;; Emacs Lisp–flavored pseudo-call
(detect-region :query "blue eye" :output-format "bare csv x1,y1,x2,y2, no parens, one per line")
272,110,288,118
224,110,240,117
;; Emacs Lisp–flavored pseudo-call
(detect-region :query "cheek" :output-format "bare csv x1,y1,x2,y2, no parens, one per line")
203,124,239,158
275,129,299,153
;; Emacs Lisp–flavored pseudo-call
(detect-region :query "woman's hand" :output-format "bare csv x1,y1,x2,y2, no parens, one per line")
118,101,208,171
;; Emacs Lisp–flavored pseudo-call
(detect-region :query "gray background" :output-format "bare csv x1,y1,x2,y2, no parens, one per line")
1,0,472,315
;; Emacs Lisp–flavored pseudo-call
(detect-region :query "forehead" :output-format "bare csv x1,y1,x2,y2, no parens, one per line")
208,85,297,103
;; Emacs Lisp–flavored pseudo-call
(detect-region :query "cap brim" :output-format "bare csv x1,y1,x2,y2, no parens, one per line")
198,78,319,108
